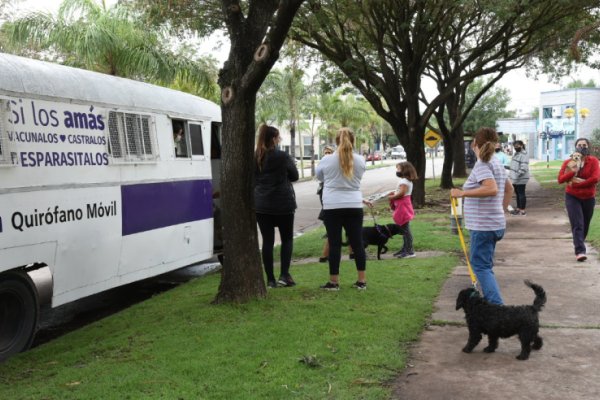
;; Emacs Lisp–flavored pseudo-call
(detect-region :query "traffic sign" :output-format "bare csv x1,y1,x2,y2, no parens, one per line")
424,130,442,148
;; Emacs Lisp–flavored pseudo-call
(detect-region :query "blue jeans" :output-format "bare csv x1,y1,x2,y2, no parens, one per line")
469,229,505,305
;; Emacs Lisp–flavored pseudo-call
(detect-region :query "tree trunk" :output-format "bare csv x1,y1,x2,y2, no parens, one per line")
440,133,454,189
452,126,467,178
214,95,266,304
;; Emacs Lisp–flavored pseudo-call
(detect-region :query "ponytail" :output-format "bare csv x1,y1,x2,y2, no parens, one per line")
336,127,355,178
473,127,499,163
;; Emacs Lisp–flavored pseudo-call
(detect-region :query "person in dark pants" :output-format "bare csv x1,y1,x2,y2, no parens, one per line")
558,138,600,262
316,127,372,291
254,124,299,288
509,140,530,216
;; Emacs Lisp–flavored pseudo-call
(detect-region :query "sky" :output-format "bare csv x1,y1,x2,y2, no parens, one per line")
12,0,600,114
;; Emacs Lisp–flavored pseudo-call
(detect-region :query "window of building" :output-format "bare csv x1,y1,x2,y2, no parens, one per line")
108,111,157,162
542,107,553,119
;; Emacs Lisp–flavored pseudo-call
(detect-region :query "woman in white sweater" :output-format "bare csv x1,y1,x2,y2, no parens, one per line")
316,128,371,290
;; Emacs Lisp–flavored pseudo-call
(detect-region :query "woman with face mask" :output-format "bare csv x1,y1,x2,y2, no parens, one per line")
558,138,600,262
509,140,530,216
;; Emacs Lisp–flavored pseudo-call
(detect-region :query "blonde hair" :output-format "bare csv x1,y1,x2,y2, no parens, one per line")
473,127,498,163
335,127,355,178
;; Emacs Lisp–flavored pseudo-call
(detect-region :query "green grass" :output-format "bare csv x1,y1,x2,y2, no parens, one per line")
0,256,456,400
0,178,465,399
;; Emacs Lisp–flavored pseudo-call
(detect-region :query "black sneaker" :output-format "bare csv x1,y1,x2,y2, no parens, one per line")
318,257,328,263
278,275,296,287
351,281,367,290
320,282,340,291
267,280,278,289
349,253,355,260
393,250,405,257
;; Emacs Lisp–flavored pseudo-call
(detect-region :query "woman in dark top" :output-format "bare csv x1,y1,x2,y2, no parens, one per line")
254,124,299,288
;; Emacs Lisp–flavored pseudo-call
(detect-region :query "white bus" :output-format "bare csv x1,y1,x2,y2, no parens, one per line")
0,53,222,361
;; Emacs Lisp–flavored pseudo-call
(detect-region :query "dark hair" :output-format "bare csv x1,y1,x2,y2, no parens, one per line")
396,161,418,181
473,127,498,163
575,138,590,148
514,140,525,150
255,124,279,171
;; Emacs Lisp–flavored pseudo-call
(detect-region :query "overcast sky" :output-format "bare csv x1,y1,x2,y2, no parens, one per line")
14,0,600,113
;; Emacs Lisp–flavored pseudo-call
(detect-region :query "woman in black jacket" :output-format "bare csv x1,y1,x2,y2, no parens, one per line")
254,125,299,288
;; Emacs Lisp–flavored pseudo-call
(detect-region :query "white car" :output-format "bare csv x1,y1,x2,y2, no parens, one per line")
390,145,406,159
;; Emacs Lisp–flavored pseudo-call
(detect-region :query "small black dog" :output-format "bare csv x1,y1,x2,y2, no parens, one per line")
346,223,402,260
455,280,546,360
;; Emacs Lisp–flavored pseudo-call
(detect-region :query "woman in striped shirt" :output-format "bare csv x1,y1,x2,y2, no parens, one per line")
450,127,513,305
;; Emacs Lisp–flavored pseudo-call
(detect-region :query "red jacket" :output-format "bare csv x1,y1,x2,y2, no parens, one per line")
558,155,600,199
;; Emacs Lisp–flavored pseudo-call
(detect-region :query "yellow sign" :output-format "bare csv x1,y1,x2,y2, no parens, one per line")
424,130,442,148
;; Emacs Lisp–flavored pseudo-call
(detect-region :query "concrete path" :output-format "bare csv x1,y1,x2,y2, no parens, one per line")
392,178,600,400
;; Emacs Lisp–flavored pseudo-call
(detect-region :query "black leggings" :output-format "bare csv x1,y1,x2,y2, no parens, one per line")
514,184,527,210
256,213,294,282
322,208,366,275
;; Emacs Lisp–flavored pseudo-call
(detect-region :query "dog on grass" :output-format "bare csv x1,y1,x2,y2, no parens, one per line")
344,223,402,260
455,280,546,360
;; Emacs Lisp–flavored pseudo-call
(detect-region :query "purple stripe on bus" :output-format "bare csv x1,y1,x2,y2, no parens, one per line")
121,179,213,236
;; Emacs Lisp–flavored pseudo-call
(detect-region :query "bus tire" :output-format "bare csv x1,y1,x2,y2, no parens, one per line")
0,271,39,362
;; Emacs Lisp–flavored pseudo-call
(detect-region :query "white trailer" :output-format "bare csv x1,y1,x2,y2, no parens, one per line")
0,53,222,361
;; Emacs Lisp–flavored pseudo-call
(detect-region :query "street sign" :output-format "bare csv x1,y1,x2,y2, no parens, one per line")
424,130,442,148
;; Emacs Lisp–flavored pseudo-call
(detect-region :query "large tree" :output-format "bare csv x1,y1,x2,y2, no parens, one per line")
121,0,306,303
293,0,600,205
215,0,305,303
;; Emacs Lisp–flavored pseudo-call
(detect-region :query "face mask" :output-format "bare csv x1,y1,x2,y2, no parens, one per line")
396,172,402,178
577,146,590,156
514,147,522,152
495,148,501,153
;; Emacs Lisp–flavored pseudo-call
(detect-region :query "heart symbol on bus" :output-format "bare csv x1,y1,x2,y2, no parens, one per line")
60,135,66,142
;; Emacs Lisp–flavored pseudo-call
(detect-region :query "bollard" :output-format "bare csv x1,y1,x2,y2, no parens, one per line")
450,197,464,235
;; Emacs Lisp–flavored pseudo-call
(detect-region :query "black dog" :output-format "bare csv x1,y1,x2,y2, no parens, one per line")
455,280,546,360
344,223,402,260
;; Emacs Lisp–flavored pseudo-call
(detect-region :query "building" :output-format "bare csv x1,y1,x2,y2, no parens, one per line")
495,118,538,148
537,88,600,161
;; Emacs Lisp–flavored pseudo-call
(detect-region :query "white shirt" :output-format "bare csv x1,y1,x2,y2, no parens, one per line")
316,152,366,209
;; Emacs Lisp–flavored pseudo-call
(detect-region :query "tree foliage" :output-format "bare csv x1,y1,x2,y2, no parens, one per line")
1,0,216,97
564,79,598,89
293,0,600,205
462,79,515,134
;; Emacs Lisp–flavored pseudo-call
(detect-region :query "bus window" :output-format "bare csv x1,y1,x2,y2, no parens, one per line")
211,122,221,160
172,120,188,158
189,123,204,156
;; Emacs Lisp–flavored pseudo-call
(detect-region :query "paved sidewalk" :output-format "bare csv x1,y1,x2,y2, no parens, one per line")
392,178,600,400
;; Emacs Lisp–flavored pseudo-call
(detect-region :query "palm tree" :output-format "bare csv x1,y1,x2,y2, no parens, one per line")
1,0,215,97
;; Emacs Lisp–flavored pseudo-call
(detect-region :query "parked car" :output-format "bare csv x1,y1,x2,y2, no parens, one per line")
390,145,406,160
366,151,384,161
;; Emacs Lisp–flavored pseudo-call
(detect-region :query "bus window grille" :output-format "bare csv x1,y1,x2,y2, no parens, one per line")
141,116,154,158
107,111,123,159
125,113,141,159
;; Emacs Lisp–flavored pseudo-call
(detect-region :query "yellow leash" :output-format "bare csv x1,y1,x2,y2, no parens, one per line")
450,196,478,290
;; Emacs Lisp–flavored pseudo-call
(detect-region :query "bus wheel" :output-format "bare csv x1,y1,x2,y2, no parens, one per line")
0,272,39,362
